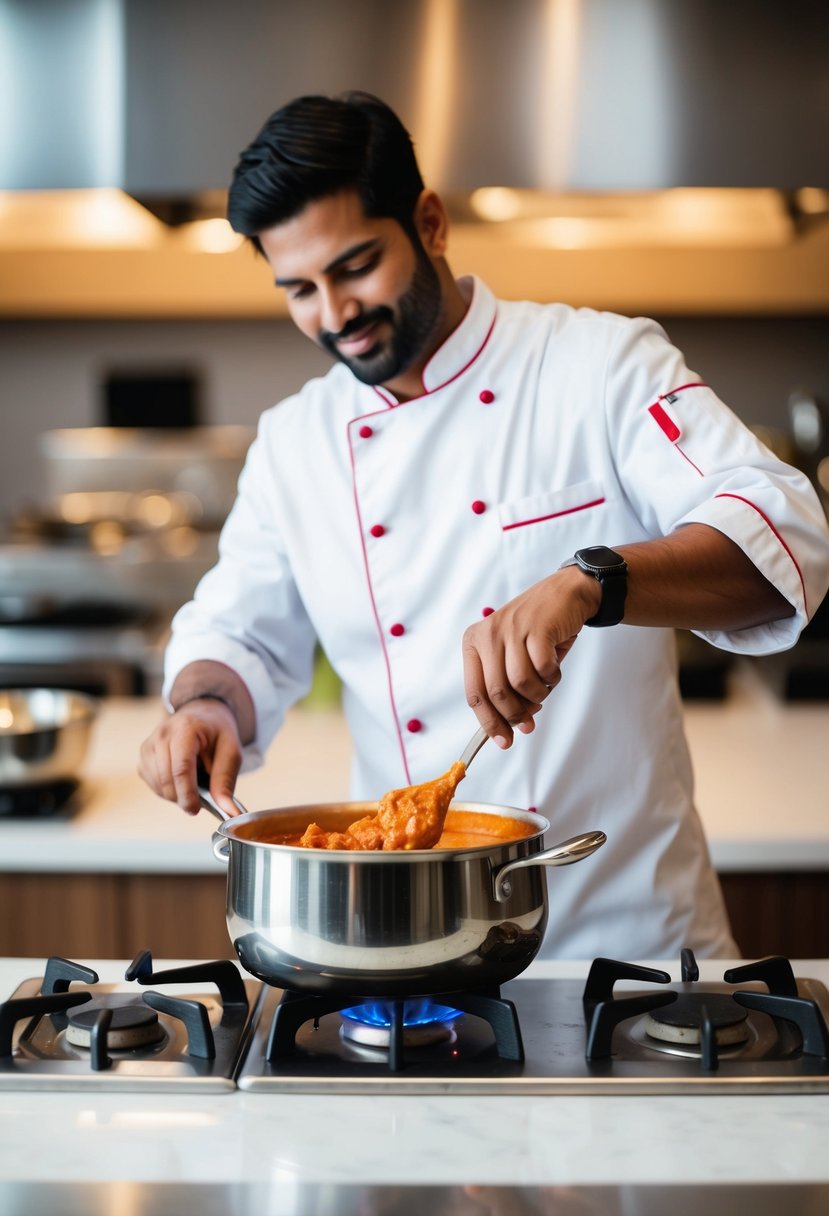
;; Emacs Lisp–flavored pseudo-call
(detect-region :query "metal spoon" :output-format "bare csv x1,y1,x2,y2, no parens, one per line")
196,762,244,822
458,724,490,771
198,726,492,824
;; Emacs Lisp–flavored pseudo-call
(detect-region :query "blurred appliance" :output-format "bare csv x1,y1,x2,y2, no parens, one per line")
0,426,253,698
103,368,202,429
39,425,252,529
749,389,829,700
675,631,732,701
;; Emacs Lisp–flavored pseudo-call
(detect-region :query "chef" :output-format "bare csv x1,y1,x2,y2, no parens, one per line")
139,92,829,960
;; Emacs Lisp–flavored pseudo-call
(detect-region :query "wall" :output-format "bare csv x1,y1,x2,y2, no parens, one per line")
1,312,827,519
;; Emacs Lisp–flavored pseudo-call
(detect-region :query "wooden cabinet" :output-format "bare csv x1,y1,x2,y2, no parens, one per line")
1,870,828,962
719,873,829,961
0,873,230,960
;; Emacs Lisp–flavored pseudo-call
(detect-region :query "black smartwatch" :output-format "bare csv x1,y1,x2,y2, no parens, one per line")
560,545,628,627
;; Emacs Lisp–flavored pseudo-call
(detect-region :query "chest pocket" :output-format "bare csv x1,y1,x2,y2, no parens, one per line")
497,479,609,596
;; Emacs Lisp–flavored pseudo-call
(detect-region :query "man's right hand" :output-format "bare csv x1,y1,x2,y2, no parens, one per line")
138,697,244,817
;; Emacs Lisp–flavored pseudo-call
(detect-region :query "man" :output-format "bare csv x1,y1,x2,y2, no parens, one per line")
139,92,829,959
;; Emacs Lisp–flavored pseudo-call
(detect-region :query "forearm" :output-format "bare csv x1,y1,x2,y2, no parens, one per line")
168,660,257,746
462,521,796,744
615,523,795,631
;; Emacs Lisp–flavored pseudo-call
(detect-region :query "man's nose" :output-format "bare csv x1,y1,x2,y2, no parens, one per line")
319,286,360,338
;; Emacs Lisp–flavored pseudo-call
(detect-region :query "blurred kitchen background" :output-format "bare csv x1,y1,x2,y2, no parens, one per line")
1,0,828,704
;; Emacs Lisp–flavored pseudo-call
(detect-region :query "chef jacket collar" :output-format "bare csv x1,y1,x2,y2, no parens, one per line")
372,276,496,406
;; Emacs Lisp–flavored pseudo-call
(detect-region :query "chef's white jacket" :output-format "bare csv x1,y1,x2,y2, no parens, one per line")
165,277,829,960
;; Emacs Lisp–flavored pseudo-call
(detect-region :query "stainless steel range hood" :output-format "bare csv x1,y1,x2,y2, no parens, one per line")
2,0,828,220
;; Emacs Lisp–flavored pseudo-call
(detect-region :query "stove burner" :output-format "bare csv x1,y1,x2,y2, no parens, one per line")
644,993,750,1047
582,949,829,1072
65,1001,165,1050
265,986,524,1073
340,1001,459,1049
0,952,254,1088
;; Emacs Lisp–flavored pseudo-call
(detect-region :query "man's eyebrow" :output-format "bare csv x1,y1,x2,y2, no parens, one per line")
274,239,381,287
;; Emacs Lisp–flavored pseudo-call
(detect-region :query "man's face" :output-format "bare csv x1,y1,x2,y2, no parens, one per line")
258,190,443,389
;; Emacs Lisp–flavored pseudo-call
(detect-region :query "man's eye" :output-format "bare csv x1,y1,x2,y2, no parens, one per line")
342,256,378,278
289,284,314,300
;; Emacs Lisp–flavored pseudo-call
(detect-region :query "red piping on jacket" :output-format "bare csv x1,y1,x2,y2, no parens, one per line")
663,382,707,396
346,426,412,784
370,305,497,406
350,299,497,775
715,493,808,614
502,497,605,531
418,313,497,396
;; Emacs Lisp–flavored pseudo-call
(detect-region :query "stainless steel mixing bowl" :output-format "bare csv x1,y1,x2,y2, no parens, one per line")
0,688,99,787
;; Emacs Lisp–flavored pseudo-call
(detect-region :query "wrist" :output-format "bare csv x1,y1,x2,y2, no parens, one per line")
559,545,628,627
172,692,238,723
559,562,603,622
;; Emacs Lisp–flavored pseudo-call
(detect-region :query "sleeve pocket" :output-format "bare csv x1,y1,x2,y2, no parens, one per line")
497,479,606,532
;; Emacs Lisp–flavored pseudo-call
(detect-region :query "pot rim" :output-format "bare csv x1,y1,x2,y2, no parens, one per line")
215,799,550,859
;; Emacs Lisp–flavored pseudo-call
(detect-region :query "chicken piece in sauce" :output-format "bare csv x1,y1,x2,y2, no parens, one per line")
298,760,467,851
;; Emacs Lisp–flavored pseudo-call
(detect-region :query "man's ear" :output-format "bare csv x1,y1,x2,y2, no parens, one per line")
412,189,450,256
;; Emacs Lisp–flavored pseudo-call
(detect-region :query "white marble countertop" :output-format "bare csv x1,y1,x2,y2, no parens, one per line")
0,956,828,1192
0,662,827,875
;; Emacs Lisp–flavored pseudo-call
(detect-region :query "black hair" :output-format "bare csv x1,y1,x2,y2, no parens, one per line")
227,92,425,252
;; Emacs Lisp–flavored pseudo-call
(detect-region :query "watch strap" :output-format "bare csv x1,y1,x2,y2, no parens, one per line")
560,547,628,627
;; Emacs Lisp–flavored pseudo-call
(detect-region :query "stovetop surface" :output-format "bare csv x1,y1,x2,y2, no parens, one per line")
4,956,829,1095
236,975,829,1095
1,974,263,1092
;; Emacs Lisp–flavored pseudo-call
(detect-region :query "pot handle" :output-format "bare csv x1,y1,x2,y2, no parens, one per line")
212,832,230,864
493,830,606,903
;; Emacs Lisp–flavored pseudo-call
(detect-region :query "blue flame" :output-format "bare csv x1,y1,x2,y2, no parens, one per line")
341,999,460,1028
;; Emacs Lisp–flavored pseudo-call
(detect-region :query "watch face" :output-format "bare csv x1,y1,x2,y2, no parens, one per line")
577,545,625,572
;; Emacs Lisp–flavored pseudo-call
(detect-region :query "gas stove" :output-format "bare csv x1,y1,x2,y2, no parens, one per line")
2,949,828,1095
0,953,262,1092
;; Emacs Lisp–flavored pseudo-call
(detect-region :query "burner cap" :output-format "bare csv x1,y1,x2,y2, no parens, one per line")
66,1002,165,1050
340,1019,456,1049
340,1002,458,1050
645,993,749,1046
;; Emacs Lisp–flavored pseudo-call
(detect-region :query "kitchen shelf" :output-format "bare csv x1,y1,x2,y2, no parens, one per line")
3,223,829,318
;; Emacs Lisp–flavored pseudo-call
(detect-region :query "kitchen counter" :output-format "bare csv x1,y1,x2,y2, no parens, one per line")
0,661,826,875
1,956,828,1210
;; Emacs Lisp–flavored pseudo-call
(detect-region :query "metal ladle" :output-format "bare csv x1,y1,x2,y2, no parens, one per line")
198,724,493,824
458,724,490,770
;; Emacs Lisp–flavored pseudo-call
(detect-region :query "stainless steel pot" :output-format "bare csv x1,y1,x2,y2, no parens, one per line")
207,799,605,997
0,688,99,787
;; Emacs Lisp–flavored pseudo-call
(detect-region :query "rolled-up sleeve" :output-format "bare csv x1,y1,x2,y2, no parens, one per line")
607,318,829,654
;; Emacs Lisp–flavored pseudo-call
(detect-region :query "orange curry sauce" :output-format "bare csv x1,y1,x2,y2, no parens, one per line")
299,760,468,851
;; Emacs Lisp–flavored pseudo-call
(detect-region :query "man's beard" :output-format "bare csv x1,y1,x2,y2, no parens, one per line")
318,246,443,387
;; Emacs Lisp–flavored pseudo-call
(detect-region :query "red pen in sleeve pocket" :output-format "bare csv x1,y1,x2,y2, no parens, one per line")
648,399,681,442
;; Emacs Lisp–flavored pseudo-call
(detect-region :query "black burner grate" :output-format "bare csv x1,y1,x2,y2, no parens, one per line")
582,949,829,1070
266,986,524,1073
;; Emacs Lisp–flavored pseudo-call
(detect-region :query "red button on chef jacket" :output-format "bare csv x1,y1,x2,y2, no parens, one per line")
471,500,487,514
479,390,495,404
406,718,423,733
390,623,405,637
370,524,386,538
359,425,374,438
